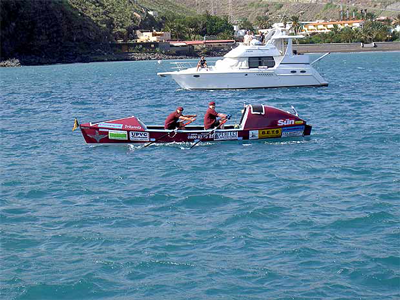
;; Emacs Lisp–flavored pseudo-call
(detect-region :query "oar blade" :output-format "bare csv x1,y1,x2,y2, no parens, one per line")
189,117,229,149
190,140,201,149
142,130,175,148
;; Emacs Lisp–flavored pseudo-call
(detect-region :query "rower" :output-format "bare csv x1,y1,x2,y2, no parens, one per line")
204,101,229,130
164,107,196,130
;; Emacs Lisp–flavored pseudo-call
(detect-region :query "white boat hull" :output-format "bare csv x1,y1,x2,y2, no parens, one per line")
157,28,329,90
161,65,328,90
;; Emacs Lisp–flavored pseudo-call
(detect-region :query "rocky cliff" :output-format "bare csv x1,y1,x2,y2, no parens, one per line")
0,0,195,65
0,0,115,65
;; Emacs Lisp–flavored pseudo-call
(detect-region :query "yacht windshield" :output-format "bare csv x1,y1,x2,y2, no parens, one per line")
248,57,275,68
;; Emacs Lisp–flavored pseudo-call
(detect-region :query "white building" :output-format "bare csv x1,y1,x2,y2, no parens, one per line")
302,20,364,34
136,30,171,42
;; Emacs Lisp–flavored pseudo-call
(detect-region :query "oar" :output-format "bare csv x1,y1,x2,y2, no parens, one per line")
190,118,228,149
143,130,175,148
182,118,196,126
143,118,196,148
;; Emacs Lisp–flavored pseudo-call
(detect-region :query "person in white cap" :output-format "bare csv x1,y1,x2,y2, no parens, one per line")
204,102,228,130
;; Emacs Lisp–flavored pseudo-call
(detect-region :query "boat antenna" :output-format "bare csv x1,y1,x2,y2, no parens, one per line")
157,59,168,72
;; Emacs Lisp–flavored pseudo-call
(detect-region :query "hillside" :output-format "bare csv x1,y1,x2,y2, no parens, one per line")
0,0,194,65
174,0,400,22
68,0,196,39
1,0,398,65
1,0,113,64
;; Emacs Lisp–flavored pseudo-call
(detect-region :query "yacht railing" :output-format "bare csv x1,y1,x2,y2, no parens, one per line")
170,62,196,71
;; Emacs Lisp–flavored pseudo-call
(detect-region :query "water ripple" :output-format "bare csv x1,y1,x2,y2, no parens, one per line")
1,53,399,299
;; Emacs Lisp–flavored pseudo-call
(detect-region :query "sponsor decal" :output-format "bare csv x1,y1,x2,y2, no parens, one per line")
129,131,149,141
124,124,143,130
249,130,259,140
88,131,108,143
295,120,304,125
98,123,123,129
277,119,295,126
188,133,213,140
214,131,238,141
281,126,305,137
259,128,282,138
108,130,128,140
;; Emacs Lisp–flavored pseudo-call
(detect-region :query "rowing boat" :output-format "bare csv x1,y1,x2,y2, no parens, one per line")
76,104,312,145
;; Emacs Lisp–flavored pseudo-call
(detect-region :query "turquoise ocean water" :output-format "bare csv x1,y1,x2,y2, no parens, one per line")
1,52,399,299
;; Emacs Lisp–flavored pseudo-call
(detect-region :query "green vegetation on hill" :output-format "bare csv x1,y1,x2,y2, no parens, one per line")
68,0,196,41
163,12,233,40
69,0,142,41
68,0,231,41
136,0,195,15
299,21,399,44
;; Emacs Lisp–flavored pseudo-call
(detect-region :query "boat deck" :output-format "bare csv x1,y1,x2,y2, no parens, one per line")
146,125,238,132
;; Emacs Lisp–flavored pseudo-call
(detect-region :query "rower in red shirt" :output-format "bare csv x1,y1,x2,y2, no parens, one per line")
164,107,196,130
204,101,228,130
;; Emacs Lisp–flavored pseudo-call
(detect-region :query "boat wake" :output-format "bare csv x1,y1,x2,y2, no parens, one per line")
127,141,215,151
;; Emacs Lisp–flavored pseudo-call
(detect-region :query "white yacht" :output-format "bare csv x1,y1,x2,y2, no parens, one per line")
157,28,329,90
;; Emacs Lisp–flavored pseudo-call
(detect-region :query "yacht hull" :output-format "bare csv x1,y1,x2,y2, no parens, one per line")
157,28,330,90
164,68,327,90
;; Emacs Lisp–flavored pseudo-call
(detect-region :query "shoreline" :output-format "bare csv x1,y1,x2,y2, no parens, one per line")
1,42,399,67
294,42,400,54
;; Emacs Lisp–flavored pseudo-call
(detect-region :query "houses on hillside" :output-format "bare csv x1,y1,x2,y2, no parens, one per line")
301,20,364,34
234,20,369,38
112,14,397,55
136,30,171,43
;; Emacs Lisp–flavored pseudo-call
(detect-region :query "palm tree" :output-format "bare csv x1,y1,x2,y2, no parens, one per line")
365,12,375,22
184,16,200,40
331,24,340,35
393,14,400,27
361,21,389,42
163,20,187,40
340,27,356,43
254,15,272,30
238,17,254,32
290,15,301,34
282,15,288,30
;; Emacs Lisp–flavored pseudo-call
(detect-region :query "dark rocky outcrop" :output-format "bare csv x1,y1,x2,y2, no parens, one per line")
0,0,113,65
0,58,21,67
